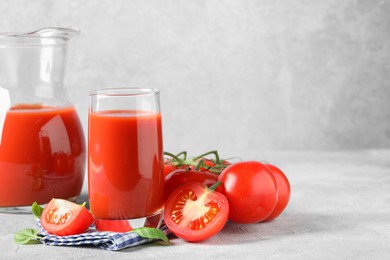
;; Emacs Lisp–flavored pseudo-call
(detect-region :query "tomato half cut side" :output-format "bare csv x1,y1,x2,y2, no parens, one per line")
164,182,229,242
40,198,95,236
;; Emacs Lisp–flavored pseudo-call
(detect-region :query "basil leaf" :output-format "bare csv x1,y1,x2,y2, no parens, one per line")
14,228,41,245
31,202,44,218
133,227,170,243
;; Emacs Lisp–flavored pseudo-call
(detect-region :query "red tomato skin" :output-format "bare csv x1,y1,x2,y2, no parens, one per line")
164,169,218,201
40,199,95,236
263,164,291,221
164,182,229,242
163,160,189,177
164,162,178,177
217,161,277,224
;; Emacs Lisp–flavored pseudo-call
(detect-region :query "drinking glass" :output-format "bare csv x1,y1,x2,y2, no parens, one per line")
88,88,164,229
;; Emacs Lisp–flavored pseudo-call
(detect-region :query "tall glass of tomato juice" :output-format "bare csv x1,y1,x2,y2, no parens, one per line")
88,88,164,229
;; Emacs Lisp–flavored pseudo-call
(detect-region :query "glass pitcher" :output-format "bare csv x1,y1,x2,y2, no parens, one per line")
0,28,86,212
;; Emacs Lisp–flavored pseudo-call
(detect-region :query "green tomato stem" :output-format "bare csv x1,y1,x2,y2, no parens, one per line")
192,150,220,163
208,181,222,191
176,151,187,160
195,159,204,171
164,151,181,161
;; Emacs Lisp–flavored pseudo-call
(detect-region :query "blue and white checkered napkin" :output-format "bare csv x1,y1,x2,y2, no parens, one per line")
38,224,170,251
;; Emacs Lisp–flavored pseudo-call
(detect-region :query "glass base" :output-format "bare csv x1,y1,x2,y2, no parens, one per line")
95,211,164,232
0,196,78,214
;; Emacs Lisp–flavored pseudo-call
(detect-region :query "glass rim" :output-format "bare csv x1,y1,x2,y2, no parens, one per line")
0,27,79,47
89,88,160,97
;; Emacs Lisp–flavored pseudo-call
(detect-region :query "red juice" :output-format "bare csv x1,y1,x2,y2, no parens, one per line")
88,110,164,219
0,105,86,206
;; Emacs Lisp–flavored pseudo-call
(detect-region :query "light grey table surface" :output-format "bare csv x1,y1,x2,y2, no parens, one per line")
1,150,390,259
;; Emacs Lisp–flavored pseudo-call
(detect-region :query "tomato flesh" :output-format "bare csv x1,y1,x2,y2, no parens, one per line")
41,199,94,236
164,182,229,242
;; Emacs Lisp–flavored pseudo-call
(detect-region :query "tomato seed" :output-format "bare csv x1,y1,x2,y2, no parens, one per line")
46,207,72,225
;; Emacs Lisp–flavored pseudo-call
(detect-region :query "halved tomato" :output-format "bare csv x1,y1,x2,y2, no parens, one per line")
40,199,94,236
164,182,229,242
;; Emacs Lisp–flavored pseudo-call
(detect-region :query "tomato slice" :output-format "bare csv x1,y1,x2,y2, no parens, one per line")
95,219,132,232
40,199,94,236
164,182,229,242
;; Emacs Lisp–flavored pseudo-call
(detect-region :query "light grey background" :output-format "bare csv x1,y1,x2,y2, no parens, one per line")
1,0,390,158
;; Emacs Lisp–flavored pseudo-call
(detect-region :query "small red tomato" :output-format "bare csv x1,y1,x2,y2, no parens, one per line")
41,199,94,236
95,219,132,232
263,164,291,221
164,182,229,242
164,161,178,177
164,159,186,177
217,161,277,223
164,169,218,201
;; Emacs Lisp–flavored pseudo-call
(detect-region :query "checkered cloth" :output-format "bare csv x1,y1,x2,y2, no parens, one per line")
37,224,171,251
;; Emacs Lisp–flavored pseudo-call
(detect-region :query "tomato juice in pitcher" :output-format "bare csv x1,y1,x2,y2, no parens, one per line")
0,28,86,210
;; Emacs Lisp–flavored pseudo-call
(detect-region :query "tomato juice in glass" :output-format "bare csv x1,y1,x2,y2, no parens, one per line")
88,88,164,225
0,105,86,207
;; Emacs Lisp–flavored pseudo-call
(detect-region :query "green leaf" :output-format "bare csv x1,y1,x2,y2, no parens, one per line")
31,202,44,218
14,228,41,245
133,227,170,243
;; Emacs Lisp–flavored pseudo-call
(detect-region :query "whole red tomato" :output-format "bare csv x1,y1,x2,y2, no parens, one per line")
164,182,229,242
217,161,277,223
40,199,94,236
164,168,218,201
263,163,290,221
